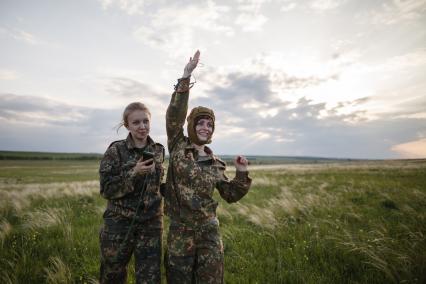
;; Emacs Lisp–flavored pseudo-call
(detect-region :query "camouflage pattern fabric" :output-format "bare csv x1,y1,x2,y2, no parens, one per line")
99,214,162,284
165,219,224,284
164,77,252,283
165,78,252,225
99,134,165,283
99,134,165,221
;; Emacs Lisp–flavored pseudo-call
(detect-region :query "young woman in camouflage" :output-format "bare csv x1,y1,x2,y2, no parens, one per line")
99,102,165,284
164,50,252,283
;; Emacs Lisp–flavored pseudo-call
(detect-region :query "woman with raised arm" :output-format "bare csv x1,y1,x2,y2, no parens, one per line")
164,50,252,283
99,102,165,284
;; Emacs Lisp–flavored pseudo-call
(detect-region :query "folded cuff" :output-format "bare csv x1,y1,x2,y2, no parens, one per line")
236,170,249,181
175,77,191,93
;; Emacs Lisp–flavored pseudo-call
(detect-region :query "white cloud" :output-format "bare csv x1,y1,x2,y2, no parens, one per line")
281,2,297,12
391,138,426,158
242,99,265,109
195,49,422,127
251,131,271,141
0,93,90,126
371,0,426,25
98,0,148,15
133,26,168,47
237,0,271,12
2,0,425,158
396,112,426,119
0,69,19,80
151,1,232,32
376,49,426,71
310,0,346,11
235,0,270,31
102,76,169,111
13,30,39,45
0,27,44,45
190,62,426,157
133,1,233,57
0,92,172,152
258,107,278,118
235,13,268,31
213,124,245,140
338,48,426,83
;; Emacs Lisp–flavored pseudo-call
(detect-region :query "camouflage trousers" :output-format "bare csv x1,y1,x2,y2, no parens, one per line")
165,218,224,284
99,211,162,284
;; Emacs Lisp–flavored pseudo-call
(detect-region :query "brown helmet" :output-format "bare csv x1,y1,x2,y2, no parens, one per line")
187,106,215,145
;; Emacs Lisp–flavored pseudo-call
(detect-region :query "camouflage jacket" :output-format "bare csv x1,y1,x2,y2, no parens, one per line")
165,77,252,226
99,134,165,222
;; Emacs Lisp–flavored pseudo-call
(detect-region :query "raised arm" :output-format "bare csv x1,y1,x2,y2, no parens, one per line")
166,50,200,152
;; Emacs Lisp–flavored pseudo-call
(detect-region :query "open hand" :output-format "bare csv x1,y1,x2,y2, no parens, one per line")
183,50,200,78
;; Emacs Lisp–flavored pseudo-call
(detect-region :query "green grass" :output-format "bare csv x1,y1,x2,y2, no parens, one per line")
0,160,425,283
0,160,99,184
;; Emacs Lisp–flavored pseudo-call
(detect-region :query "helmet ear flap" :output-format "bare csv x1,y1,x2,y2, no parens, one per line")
187,106,215,145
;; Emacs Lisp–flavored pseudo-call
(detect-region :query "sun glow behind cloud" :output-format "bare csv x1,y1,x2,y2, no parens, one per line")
391,138,426,158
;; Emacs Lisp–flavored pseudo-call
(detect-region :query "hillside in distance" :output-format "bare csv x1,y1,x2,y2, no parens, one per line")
0,150,365,164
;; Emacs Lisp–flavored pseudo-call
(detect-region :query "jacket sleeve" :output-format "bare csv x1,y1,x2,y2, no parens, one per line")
166,77,191,152
216,169,252,203
99,144,137,199
154,143,166,185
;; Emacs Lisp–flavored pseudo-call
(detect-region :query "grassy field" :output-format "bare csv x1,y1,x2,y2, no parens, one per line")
0,159,425,283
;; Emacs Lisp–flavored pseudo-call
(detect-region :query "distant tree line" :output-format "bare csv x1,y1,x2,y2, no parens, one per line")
0,151,359,163
0,151,103,160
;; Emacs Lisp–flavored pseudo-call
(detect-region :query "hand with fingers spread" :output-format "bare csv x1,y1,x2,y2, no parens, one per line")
182,50,200,78
133,157,155,176
234,155,249,172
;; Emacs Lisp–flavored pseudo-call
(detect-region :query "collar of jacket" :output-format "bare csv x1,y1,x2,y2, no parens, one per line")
126,133,155,150
185,143,216,160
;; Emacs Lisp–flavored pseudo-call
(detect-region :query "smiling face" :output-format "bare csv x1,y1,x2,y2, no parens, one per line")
125,109,151,144
195,117,214,143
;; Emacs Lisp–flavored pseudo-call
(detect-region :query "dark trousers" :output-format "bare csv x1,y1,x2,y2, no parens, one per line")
99,213,162,284
165,219,224,284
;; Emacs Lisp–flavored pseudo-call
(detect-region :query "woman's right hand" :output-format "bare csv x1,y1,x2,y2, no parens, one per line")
133,158,155,176
234,155,249,172
183,50,200,78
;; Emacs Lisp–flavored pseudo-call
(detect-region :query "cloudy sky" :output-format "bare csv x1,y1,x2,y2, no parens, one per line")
1,0,425,159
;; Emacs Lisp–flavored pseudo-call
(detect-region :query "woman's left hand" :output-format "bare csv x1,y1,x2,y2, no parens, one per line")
234,155,248,171
183,50,200,78
133,158,155,176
